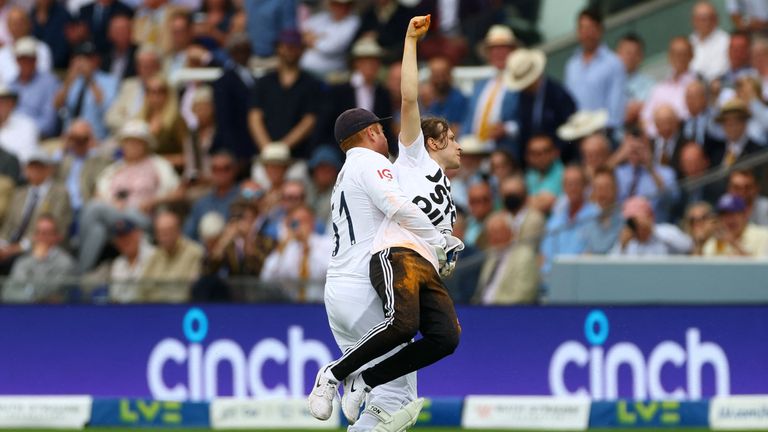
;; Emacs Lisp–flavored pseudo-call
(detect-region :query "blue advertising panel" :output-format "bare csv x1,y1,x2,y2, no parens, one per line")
588,400,710,428
0,305,765,400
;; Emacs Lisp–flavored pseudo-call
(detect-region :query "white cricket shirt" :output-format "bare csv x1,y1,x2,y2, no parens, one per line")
373,132,457,270
326,147,412,283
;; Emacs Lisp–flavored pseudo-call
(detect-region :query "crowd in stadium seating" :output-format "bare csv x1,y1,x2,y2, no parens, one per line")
1,0,768,305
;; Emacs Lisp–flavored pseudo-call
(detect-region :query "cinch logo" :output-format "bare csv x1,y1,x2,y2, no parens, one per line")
147,308,332,401
548,310,731,400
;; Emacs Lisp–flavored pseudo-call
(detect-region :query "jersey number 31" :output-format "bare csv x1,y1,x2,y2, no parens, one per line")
331,191,355,256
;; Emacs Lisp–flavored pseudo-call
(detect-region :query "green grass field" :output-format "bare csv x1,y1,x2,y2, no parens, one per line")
18,429,718,432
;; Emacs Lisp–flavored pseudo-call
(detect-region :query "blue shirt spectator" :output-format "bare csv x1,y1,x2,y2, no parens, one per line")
11,70,60,139
183,152,242,241
62,72,118,140
615,163,679,223
565,44,626,129
244,0,296,58
565,10,626,128
31,1,72,69
423,56,467,129
540,165,599,275
425,88,467,128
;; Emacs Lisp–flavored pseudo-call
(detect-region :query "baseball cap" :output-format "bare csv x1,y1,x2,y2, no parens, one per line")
716,193,747,214
309,146,343,170
334,108,391,144
111,218,138,237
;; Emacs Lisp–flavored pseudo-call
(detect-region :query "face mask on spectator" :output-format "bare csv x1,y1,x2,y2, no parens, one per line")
503,194,525,213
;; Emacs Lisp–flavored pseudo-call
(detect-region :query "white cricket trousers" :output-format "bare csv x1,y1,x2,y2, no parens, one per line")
324,277,417,432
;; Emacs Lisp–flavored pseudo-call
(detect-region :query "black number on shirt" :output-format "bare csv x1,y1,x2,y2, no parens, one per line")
331,191,355,256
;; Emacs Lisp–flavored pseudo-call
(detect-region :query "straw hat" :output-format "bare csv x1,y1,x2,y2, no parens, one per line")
259,142,292,165
715,98,751,122
118,120,156,149
459,135,493,155
503,48,546,91
484,25,516,48
351,37,385,59
556,110,609,141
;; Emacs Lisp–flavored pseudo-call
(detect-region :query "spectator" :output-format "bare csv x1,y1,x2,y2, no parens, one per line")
205,198,275,280
727,0,768,33
193,0,236,47
182,151,240,241
461,25,519,154
617,33,655,127
641,37,696,137
498,175,545,250
306,146,341,227
0,6,53,84
703,193,768,256
251,142,296,210
10,37,59,138
2,215,76,303
473,211,537,305
685,201,717,255
105,44,162,134
489,149,518,186
77,120,179,272
0,150,71,272
79,0,134,55
210,33,256,165
464,180,494,249
106,217,155,303
752,37,768,100
682,79,723,145
728,169,768,226
248,29,322,160
183,85,215,181
671,142,723,222
261,204,331,302
449,135,489,211
132,0,185,55
615,130,679,222
0,84,38,164
263,178,307,241
101,14,138,82
650,104,685,168
540,165,599,274
54,41,118,140
583,167,623,254
243,0,295,61
31,0,72,69
385,60,402,136
0,146,17,219
0,0,10,47
565,8,626,130
421,55,467,133
706,98,761,167
54,119,112,214
299,0,360,78
164,11,193,78
525,134,563,215
318,37,393,154
719,30,756,89
141,209,204,302
690,1,730,82
733,75,768,145
610,195,693,256
505,48,576,162
137,74,187,169
580,132,612,181
355,0,416,61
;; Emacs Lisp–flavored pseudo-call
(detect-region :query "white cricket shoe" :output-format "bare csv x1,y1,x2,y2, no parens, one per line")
342,372,371,424
371,398,425,432
307,364,339,421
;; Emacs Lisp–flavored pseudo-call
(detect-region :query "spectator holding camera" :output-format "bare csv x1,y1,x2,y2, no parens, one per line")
583,167,624,254
727,169,768,226
54,41,118,140
260,204,330,302
684,201,717,256
702,193,768,257
77,120,179,272
610,196,692,256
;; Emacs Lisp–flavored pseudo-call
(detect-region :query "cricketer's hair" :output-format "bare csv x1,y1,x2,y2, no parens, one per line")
421,117,450,150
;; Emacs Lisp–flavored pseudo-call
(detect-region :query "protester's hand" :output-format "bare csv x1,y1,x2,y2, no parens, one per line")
406,15,430,39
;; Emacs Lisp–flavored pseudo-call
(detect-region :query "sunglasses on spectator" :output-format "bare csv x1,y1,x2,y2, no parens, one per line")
282,194,304,201
688,214,713,223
